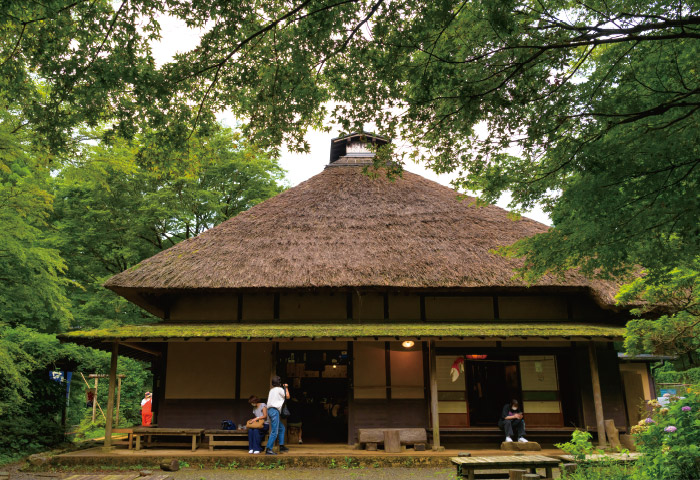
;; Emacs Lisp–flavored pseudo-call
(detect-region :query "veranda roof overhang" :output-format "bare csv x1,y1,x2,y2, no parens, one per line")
59,322,625,361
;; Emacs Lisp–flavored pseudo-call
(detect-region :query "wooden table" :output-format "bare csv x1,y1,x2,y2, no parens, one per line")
451,455,561,480
203,429,250,450
133,427,204,451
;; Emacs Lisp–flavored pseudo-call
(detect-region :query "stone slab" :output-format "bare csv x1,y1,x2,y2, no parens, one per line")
500,441,542,451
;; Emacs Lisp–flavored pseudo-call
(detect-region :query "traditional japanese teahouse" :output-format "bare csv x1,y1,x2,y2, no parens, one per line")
60,133,654,448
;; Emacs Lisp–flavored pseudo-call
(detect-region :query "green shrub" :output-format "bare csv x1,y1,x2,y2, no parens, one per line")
556,431,633,480
632,385,700,480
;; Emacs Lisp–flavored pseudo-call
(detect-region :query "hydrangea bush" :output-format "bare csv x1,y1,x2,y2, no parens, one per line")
632,386,700,480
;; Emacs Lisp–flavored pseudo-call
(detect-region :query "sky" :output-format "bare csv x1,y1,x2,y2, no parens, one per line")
150,14,551,225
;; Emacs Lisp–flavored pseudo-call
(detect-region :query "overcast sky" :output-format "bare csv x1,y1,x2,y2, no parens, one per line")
150,14,551,225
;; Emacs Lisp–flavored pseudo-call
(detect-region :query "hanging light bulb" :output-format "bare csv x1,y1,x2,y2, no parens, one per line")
402,340,415,348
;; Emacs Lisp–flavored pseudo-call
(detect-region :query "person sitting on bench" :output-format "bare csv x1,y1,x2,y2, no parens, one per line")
498,399,528,443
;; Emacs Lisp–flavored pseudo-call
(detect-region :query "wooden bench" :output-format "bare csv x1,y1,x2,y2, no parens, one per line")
133,427,203,451
451,455,561,480
112,428,134,449
203,429,250,450
358,428,427,451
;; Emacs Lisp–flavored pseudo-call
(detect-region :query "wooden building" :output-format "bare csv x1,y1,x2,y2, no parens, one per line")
60,133,654,448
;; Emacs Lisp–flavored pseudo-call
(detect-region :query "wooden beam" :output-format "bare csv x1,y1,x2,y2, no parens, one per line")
119,342,162,357
588,342,607,447
104,341,119,449
429,340,440,449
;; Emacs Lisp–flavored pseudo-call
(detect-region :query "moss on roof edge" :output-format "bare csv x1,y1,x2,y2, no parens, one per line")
59,322,625,340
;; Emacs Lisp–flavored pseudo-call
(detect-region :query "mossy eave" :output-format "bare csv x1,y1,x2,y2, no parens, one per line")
59,322,625,342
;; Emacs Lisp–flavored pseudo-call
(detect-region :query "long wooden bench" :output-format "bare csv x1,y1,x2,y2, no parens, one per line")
451,455,561,480
133,427,203,451
203,429,250,451
358,428,427,451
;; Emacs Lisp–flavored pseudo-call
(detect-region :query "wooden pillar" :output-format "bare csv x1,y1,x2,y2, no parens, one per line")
104,341,119,449
588,342,607,447
115,376,122,427
92,377,98,423
429,340,441,449
270,342,278,381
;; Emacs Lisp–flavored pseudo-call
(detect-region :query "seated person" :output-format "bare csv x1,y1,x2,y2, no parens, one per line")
247,395,269,454
498,399,528,443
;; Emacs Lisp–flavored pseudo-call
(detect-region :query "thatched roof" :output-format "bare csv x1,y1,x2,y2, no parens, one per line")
105,166,619,307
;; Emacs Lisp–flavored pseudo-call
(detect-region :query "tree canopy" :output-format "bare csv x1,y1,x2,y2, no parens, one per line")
4,0,697,278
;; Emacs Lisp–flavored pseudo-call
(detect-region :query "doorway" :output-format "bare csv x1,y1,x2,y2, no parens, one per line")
277,348,349,443
466,357,521,426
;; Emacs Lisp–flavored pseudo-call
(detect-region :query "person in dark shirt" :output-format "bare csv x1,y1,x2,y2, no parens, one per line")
498,399,528,443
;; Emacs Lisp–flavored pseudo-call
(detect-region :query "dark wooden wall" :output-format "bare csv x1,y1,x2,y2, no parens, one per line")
157,399,252,429
348,399,429,444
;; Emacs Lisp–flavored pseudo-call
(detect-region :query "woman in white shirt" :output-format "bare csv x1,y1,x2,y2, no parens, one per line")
247,395,269,454
264,376,290,455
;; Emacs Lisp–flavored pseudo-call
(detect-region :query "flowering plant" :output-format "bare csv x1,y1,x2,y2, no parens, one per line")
633,385,699,480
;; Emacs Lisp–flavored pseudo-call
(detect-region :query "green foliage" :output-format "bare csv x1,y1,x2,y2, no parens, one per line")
556,430,601,462
557,431,633,480
0,324,89,464
655,365,700,386
0,110,72,333
53,125,285,330
618,265,699,364
632,388,700,480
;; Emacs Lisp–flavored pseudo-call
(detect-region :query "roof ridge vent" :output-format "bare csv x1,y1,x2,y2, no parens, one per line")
327,132,390,167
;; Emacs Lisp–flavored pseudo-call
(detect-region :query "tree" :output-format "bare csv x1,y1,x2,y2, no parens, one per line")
0,106,72,333
54,126,286,329
620,265,699,367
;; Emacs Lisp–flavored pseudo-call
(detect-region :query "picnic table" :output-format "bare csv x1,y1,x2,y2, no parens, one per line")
133,427,203,451
451,454,561,480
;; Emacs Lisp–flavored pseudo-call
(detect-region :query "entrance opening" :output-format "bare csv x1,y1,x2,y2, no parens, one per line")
466,357,521,426
277,349,349,443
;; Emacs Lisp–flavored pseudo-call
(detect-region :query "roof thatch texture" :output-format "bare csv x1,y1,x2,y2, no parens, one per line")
60,322,625,342
105,167,618,306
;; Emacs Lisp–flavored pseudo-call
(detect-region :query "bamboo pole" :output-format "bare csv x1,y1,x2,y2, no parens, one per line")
429,340,441,450
103,341,119,449
79,372,106,420
588,342,607,447
92,377,98,423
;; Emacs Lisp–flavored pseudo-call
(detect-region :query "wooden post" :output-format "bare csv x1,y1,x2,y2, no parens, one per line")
508,470,527,480
115,376,122,427
384,430,401,453
604,419,621,449
103,341,119,449
429,340,441,450
270,342,278,381
588,342,607,447
92,377,98,423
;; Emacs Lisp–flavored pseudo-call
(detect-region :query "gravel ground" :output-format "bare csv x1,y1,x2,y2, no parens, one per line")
168,467,459,480
2,465,459,480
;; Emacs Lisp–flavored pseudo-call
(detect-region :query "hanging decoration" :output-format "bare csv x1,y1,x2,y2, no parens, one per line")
450,357,465,382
